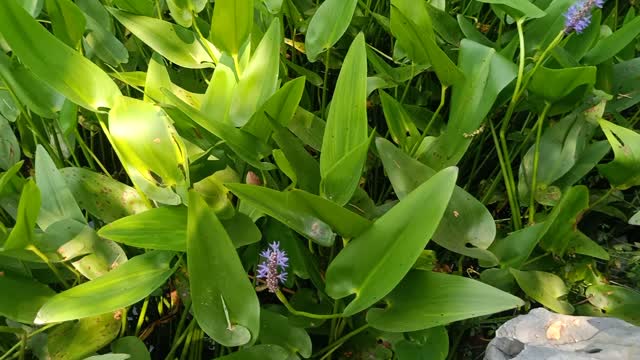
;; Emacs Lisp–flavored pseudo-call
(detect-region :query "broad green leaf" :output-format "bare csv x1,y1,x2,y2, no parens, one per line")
288,107,326,151
0,0,121,112
266,113,320,194
379,91,420,151
261,0,283,14
108,96,189,205
162,90,274,170
518,95,607,201
0,115,20,170
144,53,203,108
390,0,463,86
112,0,154,16
35,251,176,323
193,172,235,218
188,191,259,346
0,89,19,122
510,269,574,314
476,0,545,20
376,138,498,264
244,76,306,142
489,224,546,268
209,0,253,56
630,210,640,225
227,184,372,247
35,146,84,229
422,40,516,169
166,0,206,27
608,58,640,112
84,355,130,360
259,309,312,358
326,167,458,316
0,274,54,323
393,327,449,360
228,18,281,127
304,0,357,62
98,206,259,250
200,63,237,124
217,345,290,360
47,312,120,360
111,337,151,360
586,284,640,325
538,186,589,257
597,119,640,189
4,180,40,251
583,16,640,65
59,167,148,223
366,270,524,332
78,0,129,66
319,33,368,205
0,52,65,118
108,8,219,68
528,66,597,103
46,0,86,48
456,14,495,48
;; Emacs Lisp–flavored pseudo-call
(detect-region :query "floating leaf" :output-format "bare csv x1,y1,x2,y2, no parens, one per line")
366,270,524,332
326,167,457,316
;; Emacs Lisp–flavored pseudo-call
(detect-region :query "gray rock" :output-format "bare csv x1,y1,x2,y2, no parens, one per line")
484,308,640,360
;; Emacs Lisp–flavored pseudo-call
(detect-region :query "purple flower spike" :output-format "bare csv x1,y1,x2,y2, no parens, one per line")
564,0,606,34
257,242,289,293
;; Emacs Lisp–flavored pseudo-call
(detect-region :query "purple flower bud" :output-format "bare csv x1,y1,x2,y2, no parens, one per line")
564,0,605,34
256,242,289,293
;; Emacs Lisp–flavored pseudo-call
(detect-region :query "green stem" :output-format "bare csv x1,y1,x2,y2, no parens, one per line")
410,85,448,157
528,102,551,225
165,318,196,360
588,187,616,210
321,49,331,119
276,290,343,319
135,296,150,337
489,120,519,229
28,245,69,289
191,17,218,66
313,324,370,359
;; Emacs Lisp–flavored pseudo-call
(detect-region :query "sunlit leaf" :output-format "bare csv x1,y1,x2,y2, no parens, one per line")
0,273,54,323
304,0,357,62
511,269,574,314
326,167,457,316
209,0,253,56
597,119,640,189
47,312,120,360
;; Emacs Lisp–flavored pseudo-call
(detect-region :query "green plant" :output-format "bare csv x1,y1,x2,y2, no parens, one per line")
0,0,639,359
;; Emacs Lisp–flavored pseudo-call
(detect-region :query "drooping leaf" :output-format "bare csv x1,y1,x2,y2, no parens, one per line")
35,251,176,323
326,167,458,316
209,0,253,56
78,0,129,66
108,8,218,68
366,270,524,332
510,269,574,314
187,190,259,346
108,96,189,205
304,0,358,62
47,312,120,360
319,33,369,205
227,184,373,247
59,167,148,223
0,0,121,112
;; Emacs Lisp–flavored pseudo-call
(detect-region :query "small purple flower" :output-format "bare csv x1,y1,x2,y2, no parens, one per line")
564,0,605,34
256,242,289,293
